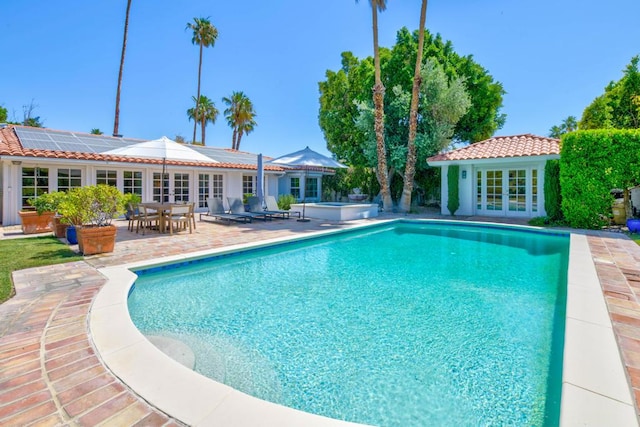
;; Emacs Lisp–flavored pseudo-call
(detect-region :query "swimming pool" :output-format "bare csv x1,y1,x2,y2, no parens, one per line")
127,221,569,426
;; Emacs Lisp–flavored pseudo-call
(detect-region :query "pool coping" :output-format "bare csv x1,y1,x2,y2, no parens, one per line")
89,219,638,426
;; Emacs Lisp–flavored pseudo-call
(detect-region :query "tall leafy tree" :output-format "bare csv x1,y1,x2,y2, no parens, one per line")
187,95,218,145
113,0,132,137
222,91,257,150
399,0,428,213
319,27,504,203
580,56,640,130
357,0,392,211
187,17,218,144
0,105,7,122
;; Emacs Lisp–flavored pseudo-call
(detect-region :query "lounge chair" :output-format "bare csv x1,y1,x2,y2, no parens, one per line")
200,198,252,224
265,195,300,218
247,196,289,220
227,197,270,222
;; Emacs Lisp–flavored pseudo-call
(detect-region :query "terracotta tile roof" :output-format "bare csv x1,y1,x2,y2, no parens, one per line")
427,134,560,163
0,125,285,171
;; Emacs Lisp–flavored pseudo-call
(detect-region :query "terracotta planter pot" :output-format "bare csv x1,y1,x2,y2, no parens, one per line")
19,211,55,234
77,225,117,255
53,216,68,238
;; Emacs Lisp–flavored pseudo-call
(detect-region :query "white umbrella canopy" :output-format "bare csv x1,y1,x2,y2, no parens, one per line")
102,136,216,163
268,146,346,168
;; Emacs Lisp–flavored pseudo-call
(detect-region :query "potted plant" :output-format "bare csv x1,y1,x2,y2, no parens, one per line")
20,193,57,234
58,185,126,255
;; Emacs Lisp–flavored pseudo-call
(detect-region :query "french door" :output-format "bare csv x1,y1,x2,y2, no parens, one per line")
476,168,538,216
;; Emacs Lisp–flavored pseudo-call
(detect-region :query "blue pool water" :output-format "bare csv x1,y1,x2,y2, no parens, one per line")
128,221,569,426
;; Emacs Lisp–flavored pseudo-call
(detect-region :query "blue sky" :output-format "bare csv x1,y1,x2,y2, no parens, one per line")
2,0,639,157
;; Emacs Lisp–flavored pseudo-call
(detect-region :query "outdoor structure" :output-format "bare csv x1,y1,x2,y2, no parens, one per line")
427,134,561,218
0,125,334,226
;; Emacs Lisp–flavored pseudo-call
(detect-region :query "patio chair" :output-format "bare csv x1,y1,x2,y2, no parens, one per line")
200,198,252,224
127,202,141,232
248,196,288,220
265,195,299,218
227,197,270,222
137,205,161,235
166,204,192,235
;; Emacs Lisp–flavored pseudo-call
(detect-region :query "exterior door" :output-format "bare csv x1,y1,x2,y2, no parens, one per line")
476,168,534,217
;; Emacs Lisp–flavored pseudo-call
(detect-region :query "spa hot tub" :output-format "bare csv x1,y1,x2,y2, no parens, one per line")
291,202,379,221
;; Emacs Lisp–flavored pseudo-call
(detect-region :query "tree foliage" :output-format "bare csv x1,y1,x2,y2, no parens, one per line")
548,116,577,138
353,59,471,192
560,129,640,228
0,105,7,123
187,95,218,145
580,56,640,130
222,91,257,150
318,27,504,173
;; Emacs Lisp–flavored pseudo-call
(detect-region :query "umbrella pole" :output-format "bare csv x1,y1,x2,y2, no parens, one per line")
161,158,166,205
297,167,310,222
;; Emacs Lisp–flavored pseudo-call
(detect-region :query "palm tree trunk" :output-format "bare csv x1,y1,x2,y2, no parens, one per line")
371,5,392,211
237,129,244,151
399,0,428,213
113,0,132,137
192,44,203,144
231,128,237,150
201,117,206,146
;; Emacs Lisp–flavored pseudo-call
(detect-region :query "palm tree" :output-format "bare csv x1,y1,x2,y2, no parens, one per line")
113,0,132,137
357,0,392,211
90,128,103,135
399,0,428,213
187,95,219,145
187,17,218,144
222,91,257,150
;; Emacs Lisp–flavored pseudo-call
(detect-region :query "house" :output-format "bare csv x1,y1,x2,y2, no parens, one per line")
427,134,560,218
0,125,331,226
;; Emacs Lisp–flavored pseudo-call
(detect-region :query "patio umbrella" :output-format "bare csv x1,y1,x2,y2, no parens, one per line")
103,136,216,202
256,154,264,207
268,146,346,222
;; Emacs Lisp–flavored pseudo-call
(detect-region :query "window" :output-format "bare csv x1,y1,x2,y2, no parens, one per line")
242,175,254,196
290,177,300,199
21,167,49,209
486,170,502,211
508,169,526,212
174,173,189,203
212,174,223,200
123,171,142,197
57,168,82,192
96,170,117,187
198,174,209,208
153,172,169,203
305,177,318,199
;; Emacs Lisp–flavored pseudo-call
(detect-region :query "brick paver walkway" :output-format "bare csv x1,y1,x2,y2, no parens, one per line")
1,214,640,425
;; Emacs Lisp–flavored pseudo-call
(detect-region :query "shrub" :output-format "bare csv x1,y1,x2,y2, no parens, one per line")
447,165,460,215
59,185,126,226
544,160,562,221
277,194,296,210
560,129,640,228
27,191,67,214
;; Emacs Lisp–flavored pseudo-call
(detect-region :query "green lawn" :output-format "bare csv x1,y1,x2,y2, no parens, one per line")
0,236,83,303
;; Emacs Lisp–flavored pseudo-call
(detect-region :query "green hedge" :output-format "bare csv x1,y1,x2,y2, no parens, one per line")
447,165,460,215
560,129,640,228
544,160,562,221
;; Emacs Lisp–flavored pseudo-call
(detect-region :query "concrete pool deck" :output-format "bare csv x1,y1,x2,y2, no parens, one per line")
1,212,640,425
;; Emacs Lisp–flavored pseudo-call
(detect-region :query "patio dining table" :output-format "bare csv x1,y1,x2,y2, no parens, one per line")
138,202,189,234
